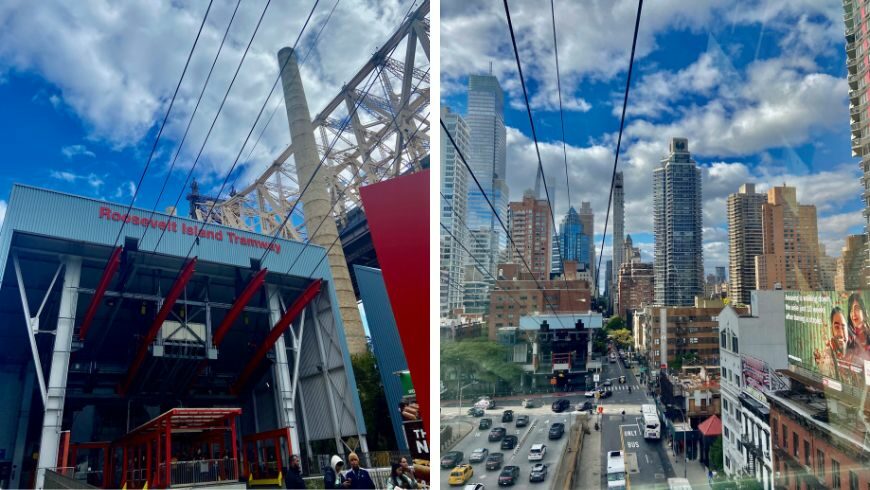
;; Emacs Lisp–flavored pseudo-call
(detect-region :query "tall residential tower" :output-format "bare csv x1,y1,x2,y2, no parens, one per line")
727,183,765,306
653,137,703,306
612,172,625,312
440,107,470,317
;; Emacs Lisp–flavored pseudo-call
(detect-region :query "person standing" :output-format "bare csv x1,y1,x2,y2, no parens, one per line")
323,455,344,489
342,453,375,489
284,454,306,489
398,457,420,488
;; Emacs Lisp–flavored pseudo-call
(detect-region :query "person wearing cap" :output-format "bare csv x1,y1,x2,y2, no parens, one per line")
341,452,375,489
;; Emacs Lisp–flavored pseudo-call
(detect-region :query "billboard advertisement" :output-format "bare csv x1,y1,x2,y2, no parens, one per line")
784,291,870,390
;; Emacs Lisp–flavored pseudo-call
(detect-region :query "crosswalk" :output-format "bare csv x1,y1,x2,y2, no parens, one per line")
604,384,640,392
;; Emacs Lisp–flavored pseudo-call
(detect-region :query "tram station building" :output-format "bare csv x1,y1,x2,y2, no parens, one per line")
0,185,367,488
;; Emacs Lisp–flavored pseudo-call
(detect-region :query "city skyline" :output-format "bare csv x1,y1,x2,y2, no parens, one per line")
441,1,865,277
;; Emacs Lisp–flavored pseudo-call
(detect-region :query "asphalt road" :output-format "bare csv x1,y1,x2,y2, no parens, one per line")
440,406,573,489
596,358,673,490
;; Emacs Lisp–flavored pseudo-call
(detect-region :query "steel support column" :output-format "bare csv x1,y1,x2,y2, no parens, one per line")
311,300,345,456
35,256,82,489
267,284,302,457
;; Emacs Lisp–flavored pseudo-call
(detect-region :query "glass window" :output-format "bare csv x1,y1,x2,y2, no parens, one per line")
849,470,858,490
817,449,824,479
793,433,798,458
832,459,841,490
804,440,810,466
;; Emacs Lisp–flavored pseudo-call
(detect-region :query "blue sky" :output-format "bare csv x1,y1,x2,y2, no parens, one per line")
441,0,863,278
0,0,413,230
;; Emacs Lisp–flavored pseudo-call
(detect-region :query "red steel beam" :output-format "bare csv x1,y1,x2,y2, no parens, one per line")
118,257,198,396
212,268,268,346
78,246,123,339
230,279,322,395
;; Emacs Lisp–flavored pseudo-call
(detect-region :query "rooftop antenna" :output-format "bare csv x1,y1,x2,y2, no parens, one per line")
489,61,493,74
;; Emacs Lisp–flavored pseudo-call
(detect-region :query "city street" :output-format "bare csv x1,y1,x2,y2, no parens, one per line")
440,404,576,489
594,357,674,489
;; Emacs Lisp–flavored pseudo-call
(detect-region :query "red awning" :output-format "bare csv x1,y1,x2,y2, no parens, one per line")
697,414,722,437
123,407,242,441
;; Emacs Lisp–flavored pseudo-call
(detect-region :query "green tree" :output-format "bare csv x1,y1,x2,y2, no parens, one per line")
605,316,626,332
351,352,397,451
440,339,523,391
708,436,724,473
592,328,609,355
610,329,633,349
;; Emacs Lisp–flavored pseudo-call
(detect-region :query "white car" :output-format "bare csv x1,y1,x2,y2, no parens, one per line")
474,397,495,409
528,443,547,461
463,484,485,490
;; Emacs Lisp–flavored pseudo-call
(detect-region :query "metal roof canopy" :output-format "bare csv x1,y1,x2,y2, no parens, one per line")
124,408,242,437
0,185,367,463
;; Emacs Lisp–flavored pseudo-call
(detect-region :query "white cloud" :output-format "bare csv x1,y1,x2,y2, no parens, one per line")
60,144,95,160
50,170,104,190
0,0,417,187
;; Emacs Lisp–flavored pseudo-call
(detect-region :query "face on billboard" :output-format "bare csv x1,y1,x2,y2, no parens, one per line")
785,291,870,390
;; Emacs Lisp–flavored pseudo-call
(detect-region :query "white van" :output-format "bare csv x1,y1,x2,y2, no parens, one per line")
606,450,626,490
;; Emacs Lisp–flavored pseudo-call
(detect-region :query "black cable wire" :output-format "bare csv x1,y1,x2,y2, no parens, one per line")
595,0,643,298
110,0,214,248
238,0,341,169
503,0,577,323
152,0,276,251
441,118,566,327
139,0,242,245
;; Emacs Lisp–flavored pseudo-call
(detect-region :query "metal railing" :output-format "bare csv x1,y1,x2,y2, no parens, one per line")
157,458,238,487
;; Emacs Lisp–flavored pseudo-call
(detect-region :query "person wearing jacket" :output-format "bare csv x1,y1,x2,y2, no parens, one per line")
398,457,420,488
284,454,306,489
342,452,375,489
323,455,345,489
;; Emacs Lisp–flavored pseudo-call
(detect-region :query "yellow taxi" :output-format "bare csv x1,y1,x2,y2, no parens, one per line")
447,464,473,486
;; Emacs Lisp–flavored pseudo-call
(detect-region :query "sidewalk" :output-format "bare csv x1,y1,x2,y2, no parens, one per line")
664,444,712,490
577,419,602,489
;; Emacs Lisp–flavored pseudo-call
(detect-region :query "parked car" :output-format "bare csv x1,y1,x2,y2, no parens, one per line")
551,398,570,412
486,453,505,471
479,418,492,430
448,464,474,486
548,423,565,440
498,466,520,486
468,407,485,417
529,463,548,482
515,415,530,427
488,427,506,442
469,448,489,464
528,444,547,462
501,410,514,422
463,484,486,490
500,435,518,450
442,451,464,468
578,401,594,412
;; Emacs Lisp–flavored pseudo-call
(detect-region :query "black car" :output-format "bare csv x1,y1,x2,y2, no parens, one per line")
479,418,493,430
579,401,594,412
529,463,548,482
498,465,520,486
488,427,507,442
501,435,518,450
441,451,463,468
501,410,514,422
486,452,505,470
601,389,613,399
468,407,485,417
551,398,570,413
548,423,565,440
603,379,612,387
515,415,530,427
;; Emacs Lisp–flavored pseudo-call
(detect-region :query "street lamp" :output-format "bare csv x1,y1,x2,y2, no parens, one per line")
457,380,477,416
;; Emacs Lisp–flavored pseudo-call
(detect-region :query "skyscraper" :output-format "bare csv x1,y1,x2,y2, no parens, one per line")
612,172,625,310
578,202,596,291
440,107,470,317
560,207,590,268
835,234,868,290
653,137,703,306
844,0,870,282
727,183,765,305
463,74,507,313
754,185,821,290
508,190,552,281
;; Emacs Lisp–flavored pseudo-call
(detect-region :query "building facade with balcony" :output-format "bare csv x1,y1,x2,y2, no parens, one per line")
718,291,788,489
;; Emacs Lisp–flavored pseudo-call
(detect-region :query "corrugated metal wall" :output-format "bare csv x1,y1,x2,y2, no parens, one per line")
354,265,409,452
